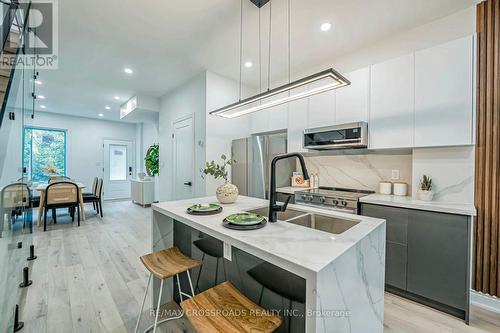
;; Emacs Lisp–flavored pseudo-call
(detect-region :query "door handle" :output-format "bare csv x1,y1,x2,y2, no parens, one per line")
183,181,192,186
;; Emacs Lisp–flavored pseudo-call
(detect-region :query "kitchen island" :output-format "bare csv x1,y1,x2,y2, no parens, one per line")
152,196,386,333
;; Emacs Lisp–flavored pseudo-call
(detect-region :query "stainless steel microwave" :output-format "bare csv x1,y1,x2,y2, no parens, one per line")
303,122,368,150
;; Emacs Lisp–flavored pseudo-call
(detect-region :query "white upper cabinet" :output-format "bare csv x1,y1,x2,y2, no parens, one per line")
414,36,474,147
335,67,370,124
307,80,336,128
369,54,415,149
287,86,308,153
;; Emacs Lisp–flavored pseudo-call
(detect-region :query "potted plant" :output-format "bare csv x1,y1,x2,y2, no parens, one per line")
145,143,160,201
145,144,159,177
418,175,434,201
204,154,238,204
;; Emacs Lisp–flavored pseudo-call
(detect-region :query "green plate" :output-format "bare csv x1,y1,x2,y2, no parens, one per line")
224,213,265,226
188,203,221,212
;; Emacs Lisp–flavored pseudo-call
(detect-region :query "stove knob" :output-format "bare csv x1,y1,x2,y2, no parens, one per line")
341,201,348,207
319,197,326,203
333,199,339,206
301,194,307,200
307,195,314,202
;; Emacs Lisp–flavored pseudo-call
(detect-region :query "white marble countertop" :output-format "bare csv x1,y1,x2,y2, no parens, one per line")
360,193,476,216
276,186,316,194
152,195,385,274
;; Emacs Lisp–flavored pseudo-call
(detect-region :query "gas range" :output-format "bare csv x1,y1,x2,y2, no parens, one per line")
295,187,374,214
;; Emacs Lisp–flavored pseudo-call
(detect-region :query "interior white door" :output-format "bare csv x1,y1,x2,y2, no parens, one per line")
173,116,195,200
103,139,134,200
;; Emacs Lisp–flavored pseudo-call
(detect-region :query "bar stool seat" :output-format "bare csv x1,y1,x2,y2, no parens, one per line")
140,247,202,280
135,247,202,333
180,281,282,333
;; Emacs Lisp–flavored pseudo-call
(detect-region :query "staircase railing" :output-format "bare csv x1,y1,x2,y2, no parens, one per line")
0,0,31,128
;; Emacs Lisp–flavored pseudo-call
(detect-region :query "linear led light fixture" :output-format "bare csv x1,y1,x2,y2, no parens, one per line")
210,68,350,118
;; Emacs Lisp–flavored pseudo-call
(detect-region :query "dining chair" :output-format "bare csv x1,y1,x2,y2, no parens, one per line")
83,178,103,217
49,176,71,183
82,177,98,211
43,181,80,232
1,182,31,227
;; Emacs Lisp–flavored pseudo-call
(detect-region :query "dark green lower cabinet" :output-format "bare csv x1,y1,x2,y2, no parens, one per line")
386,241,407,290
360,203,471,321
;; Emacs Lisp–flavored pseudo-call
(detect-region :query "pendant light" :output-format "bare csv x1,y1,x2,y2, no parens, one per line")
210,0,350,119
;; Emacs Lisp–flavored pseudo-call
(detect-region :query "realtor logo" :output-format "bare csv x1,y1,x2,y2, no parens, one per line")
0,0,58,69
26,1,55,55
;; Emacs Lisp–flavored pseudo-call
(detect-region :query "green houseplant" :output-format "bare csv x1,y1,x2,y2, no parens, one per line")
145,144,159,176
418,175,434,201
204,154,238,204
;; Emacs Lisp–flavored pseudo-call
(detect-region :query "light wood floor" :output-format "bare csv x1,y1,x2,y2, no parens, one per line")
19,201,500,333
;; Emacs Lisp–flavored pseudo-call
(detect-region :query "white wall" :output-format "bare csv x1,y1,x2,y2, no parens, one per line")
158,73,207,201
135,122,159,173
14,112,138,192
205,71,251,195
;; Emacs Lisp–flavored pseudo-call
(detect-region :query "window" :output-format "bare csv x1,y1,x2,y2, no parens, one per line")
23,127,66,182
109,144,127,181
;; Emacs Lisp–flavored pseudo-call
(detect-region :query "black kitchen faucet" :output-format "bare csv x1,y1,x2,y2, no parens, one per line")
268,153,309,223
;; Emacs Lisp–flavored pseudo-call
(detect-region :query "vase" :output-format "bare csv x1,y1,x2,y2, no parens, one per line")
216,182,239,204
418,190,434,201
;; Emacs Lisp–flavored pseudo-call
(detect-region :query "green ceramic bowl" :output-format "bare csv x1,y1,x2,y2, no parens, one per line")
188,203,221,212
224,212,265,226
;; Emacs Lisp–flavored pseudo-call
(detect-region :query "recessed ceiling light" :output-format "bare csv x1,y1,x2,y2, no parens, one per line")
98,113,104,117
40,105,46,109
105,106,111,110
35,80,43,85
113,96,120,100
320,22,332,32
124,68,134,74
244,61,253,68
37,95,45,99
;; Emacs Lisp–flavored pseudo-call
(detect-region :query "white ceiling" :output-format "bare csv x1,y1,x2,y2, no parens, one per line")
35,0,477,122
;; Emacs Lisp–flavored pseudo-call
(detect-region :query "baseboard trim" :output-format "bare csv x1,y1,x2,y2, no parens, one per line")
471,290,500,314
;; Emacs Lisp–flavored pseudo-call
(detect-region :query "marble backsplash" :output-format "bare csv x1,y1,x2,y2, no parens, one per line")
302,152,413,193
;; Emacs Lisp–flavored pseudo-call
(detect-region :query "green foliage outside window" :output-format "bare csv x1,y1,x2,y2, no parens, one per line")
23,128,66,182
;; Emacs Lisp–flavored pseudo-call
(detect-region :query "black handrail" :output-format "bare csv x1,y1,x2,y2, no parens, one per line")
0,0,32,128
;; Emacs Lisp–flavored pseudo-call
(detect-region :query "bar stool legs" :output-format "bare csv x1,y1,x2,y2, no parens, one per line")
134,273,152,333
134,269,197,333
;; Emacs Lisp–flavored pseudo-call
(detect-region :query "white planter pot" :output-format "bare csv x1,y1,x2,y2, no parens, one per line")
418,190,434,201
216,182,239,204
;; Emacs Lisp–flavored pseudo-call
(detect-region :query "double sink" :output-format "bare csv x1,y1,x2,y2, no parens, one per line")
246,207,359,235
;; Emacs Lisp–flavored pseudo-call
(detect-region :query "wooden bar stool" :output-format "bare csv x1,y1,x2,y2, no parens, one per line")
180,281,282,333
135,247,202,333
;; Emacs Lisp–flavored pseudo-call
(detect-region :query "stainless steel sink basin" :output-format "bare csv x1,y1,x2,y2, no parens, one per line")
246,207,359,235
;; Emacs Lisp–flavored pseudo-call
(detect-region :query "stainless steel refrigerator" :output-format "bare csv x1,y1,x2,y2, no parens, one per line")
231,132,295,199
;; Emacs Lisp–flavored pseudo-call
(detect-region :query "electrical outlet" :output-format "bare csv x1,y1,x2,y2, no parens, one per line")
391,169,400,180
223,242,232,261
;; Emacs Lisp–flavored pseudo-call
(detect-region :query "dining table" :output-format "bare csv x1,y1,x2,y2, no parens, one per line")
34,182,86,227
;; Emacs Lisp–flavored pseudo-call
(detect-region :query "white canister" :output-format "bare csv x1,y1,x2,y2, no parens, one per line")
393,182,408,196
379,182,392,195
